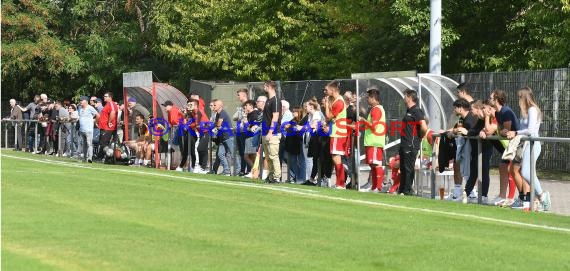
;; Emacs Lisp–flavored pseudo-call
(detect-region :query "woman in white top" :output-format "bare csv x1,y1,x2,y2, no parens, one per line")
506,87,550,211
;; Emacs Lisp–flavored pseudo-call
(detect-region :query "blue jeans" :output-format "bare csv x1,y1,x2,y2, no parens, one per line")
216,137,235,175
236,134,246,173
80,130,94,161
287,150,306,183
521,141,542,196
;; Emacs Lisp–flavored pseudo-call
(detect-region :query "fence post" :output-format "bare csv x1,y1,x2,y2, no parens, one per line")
167,127,172,170
71,122,77,157
34,122,38,152
14,122,18,150
209,134,213,173
430,137,438,199
477,137,483,204
24,122,29,150
58,123,63,156
4,122,8,149
529,139,536,210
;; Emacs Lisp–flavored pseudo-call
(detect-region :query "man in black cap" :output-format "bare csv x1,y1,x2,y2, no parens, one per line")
162,100,183,127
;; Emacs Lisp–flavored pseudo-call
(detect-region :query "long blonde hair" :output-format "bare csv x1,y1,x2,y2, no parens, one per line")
518,86,541,120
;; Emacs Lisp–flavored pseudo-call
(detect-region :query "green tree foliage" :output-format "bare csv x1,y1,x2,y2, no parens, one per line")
153,0,347,81
1,0,83,99
2,0,569,101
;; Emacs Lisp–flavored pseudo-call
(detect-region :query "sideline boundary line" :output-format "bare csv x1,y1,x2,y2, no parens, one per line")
4,154,570,234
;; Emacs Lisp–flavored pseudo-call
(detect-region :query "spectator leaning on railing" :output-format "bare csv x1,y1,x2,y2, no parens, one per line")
505,87,551,211
18,95,41,152
4,99,24,151
490,89,520,207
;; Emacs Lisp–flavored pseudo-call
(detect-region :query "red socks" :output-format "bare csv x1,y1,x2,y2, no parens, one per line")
508,174,516,199
370,165,385,191
370,165,378,190
375,166,384,186
389,171,400,194
335,164,345,187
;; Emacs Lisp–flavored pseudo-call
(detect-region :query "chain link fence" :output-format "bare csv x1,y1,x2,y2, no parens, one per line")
447,68,570,171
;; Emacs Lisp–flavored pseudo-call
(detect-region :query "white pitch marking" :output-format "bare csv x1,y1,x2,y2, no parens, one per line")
4,154,570,234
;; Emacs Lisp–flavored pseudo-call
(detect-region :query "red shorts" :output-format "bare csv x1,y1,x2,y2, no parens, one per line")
365,146,384,165
330,137,348,156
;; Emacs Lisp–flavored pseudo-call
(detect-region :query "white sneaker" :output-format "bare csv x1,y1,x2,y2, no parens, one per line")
462,191,468,204
175,167,183,172
245,172,253,178
490,196,506,206
469,190,477,198
481,196,489,205
501,198,515,207
446,194,461,202
467,196,478,204
335,185,346,190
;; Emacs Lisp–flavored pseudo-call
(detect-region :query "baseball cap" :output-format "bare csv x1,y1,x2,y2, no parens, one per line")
162,100,173,107
128,97,137,103
79,96,89,102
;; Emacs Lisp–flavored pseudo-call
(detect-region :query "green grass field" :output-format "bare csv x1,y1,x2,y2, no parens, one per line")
2,151,570,270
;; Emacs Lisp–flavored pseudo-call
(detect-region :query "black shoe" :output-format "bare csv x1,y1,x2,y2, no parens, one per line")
264,178,278,184
301,180,316,186
207,171,216,174
87,159,93,163
238,171,247,177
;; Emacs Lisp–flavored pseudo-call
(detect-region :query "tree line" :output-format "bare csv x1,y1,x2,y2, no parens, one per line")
2,0,569,101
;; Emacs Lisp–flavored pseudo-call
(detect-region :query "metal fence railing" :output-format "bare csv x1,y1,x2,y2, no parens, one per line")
1,119,79,157
419,134,570,211
446,68,570,171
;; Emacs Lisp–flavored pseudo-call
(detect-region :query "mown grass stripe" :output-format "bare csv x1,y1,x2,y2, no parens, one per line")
4,154,570,234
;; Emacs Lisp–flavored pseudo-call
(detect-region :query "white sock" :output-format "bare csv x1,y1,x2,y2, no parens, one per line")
143,160,149,165
134,158,140,164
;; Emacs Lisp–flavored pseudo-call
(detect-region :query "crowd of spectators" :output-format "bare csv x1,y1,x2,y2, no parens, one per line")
3,80,550,211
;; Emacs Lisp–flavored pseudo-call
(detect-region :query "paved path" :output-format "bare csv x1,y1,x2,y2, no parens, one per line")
285,168,570,216
406,173,568,215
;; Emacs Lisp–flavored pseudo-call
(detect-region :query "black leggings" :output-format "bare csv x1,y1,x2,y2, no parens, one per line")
197,133,210,169
179,132,197,168
97,129,115,158
311,136,332,179
398,146,419,195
